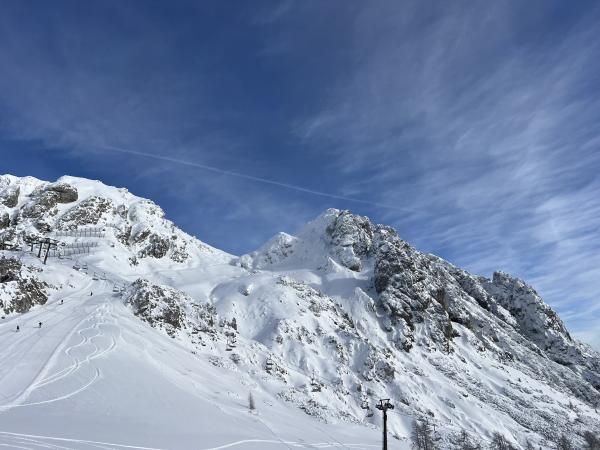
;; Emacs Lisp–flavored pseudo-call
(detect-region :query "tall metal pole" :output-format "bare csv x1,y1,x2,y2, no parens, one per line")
383,407,388,450
376,399,394,450
43,242,51,264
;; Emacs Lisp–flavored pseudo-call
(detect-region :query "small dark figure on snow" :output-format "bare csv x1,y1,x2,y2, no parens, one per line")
16,325,19,332
38,321,42,328
60,299,63,305
90,291,93,296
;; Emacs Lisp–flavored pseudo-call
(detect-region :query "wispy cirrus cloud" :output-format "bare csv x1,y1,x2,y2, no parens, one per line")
294,1,600,347
0,1,325,253
0,1,598,348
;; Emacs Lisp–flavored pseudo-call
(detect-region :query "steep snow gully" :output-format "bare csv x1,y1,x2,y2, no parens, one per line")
0,175,599,449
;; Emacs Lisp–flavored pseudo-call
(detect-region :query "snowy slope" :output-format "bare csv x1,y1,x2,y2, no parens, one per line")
0,261,381,449
1,175,599,449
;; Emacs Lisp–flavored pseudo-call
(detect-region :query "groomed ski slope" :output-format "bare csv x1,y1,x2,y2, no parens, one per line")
0,255,382,450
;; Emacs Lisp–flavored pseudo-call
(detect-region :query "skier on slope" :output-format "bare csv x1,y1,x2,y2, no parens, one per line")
38,321,42,328
16,325,19,332
60,299,64,304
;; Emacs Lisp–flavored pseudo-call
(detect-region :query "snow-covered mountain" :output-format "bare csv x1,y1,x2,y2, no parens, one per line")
0,174,599,450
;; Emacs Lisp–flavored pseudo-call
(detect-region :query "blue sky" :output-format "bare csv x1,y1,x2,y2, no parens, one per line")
1,1,599,348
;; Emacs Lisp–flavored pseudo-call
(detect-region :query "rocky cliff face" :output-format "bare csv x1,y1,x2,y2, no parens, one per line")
245,208,598,375
325,210,374,271
0,175,227,265
0,257,49,315
226,208,600,446
0,184,20,208
124,278,234,349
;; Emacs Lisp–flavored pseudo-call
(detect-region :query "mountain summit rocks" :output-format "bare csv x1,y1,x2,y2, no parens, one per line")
0,175,226,264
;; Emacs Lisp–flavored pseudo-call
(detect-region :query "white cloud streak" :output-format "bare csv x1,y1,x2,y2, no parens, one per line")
0,1,599,348
295,1,600,347
92,143,415,212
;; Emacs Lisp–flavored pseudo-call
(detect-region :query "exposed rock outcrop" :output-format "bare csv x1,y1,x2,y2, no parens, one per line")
124,279,218,341
21,182,78,222
0,257,49,314
46,182,78,203
0,185,19,208
58,196,112,229
325,210,374,271
0,210,9,230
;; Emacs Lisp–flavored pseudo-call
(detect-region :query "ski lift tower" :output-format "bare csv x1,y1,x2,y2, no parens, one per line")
23,236,39,253
40,237,59,264
376,399,394,450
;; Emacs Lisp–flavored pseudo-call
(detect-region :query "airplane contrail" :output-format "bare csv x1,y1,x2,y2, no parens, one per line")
93,144,412,212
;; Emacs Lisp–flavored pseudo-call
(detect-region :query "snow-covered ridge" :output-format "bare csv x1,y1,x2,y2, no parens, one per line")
0,174,231,266
232,207,600,446
1,175,599,449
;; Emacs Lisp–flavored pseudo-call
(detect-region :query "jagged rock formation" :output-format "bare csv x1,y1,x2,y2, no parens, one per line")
0,256,49,315
230,208,600,446
124,278,227,347
58,196,113,229
20,182,79,230
325,210,374,271
0,175,228,264
0,184,19,208
0,210,9,230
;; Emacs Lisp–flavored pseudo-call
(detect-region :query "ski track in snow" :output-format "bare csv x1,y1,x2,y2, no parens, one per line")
0,431,166,450
32,304,118,391
201,440,378,450
0,431,379,450
0,280,119,412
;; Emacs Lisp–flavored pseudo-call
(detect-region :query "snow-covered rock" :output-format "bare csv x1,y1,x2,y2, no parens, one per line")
124,278,219,343
0,256,49,314
0,174,231,265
